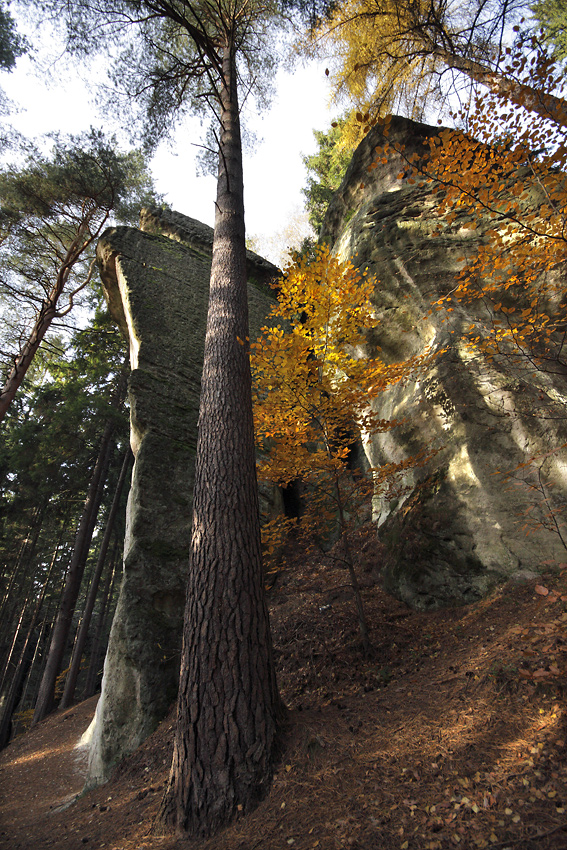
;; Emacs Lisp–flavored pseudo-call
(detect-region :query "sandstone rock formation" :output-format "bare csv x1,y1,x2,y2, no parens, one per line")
322,115,567,610
88,119,567,782
85,208,277,787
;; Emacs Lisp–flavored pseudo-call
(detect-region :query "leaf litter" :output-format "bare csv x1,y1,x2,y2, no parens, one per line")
1,526,567,849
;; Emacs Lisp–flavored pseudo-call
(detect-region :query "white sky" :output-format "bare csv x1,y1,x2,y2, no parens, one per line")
0,25,335,263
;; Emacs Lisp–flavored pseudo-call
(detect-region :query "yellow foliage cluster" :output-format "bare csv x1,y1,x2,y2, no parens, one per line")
251,245,428,567
428,52,566,368
318,0,439,123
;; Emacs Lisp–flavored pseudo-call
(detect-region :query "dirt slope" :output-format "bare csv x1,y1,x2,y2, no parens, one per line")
1,540,567,850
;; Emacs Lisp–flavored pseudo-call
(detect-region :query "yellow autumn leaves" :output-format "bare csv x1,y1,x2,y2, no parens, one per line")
251,245,427,567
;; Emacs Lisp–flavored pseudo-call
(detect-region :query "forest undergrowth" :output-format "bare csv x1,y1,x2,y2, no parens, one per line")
2,525,567,850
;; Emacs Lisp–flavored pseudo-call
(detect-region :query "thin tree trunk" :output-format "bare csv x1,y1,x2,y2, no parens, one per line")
60,449,131,709
31,419,116,725
0,546,59,749
0,592,31,697
0,516,66,694
338,508,371,653
0,502,45,622
18,620,47,717
156,44,281,840
83,545,118,701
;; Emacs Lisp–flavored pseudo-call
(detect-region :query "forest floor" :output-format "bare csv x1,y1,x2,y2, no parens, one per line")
2,528,567,850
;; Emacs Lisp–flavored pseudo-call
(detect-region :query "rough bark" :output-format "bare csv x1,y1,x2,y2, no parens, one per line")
156,44,281,839
60,450,131,709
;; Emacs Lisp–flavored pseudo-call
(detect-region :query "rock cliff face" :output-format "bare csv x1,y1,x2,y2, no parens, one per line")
322,115,567,610
86,208,277,787
90,119,567,782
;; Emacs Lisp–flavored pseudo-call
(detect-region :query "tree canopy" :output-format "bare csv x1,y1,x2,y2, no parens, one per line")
532,0,567,59
302,119,353,233
0,0,26,70
310,0,566,126
0,129,156,421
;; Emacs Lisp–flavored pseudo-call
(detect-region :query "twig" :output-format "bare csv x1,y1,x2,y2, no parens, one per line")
492,820,567,846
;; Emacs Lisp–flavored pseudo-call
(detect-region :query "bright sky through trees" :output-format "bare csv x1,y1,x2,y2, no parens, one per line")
0,20,333,262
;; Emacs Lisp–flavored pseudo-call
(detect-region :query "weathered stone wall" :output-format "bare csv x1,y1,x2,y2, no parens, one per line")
322,116,567,610
85,208,277,787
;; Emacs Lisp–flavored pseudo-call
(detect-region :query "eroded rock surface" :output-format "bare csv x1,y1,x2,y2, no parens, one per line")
86,208,277,787
323,116,567,610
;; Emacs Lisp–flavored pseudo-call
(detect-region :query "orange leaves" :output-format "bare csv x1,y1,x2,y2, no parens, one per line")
511,578,567,683
251,245,428,565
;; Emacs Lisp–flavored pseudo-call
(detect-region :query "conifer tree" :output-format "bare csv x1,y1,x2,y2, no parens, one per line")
0,307,129,739
302,119,353,233
43,0,296,834
312,0,567,128
0,131,155,422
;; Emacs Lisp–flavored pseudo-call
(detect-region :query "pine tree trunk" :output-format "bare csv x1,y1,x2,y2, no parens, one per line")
31,420,116,725
156,44,281,840
0,592,31,697
0,544,59,749
18,620,47,717
60,450,131,709
0,502,45,626
83,547,118,701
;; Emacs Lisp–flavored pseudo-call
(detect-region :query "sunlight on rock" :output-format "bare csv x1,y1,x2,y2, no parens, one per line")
75,715,95,751
448,445,481,489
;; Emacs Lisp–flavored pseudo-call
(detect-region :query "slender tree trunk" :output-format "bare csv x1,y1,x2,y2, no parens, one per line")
0,513,66,693
0,546,59,749
60,450,131,709
0,592,31,696
338,511,370,653
0,502,45,622
156,44,281,840
83,546,118,701
31,420,116,725
18,620,47,717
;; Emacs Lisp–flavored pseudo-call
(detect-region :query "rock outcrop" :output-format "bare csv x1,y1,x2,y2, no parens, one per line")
85,208,277,787
88,119,567,782
322,115,567,610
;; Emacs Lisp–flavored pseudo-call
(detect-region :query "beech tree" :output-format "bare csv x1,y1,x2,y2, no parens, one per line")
372,39,567,380
368,38,567,538
252,246,431,651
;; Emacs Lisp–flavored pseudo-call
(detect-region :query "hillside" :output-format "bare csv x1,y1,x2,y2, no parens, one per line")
2,535,567,850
